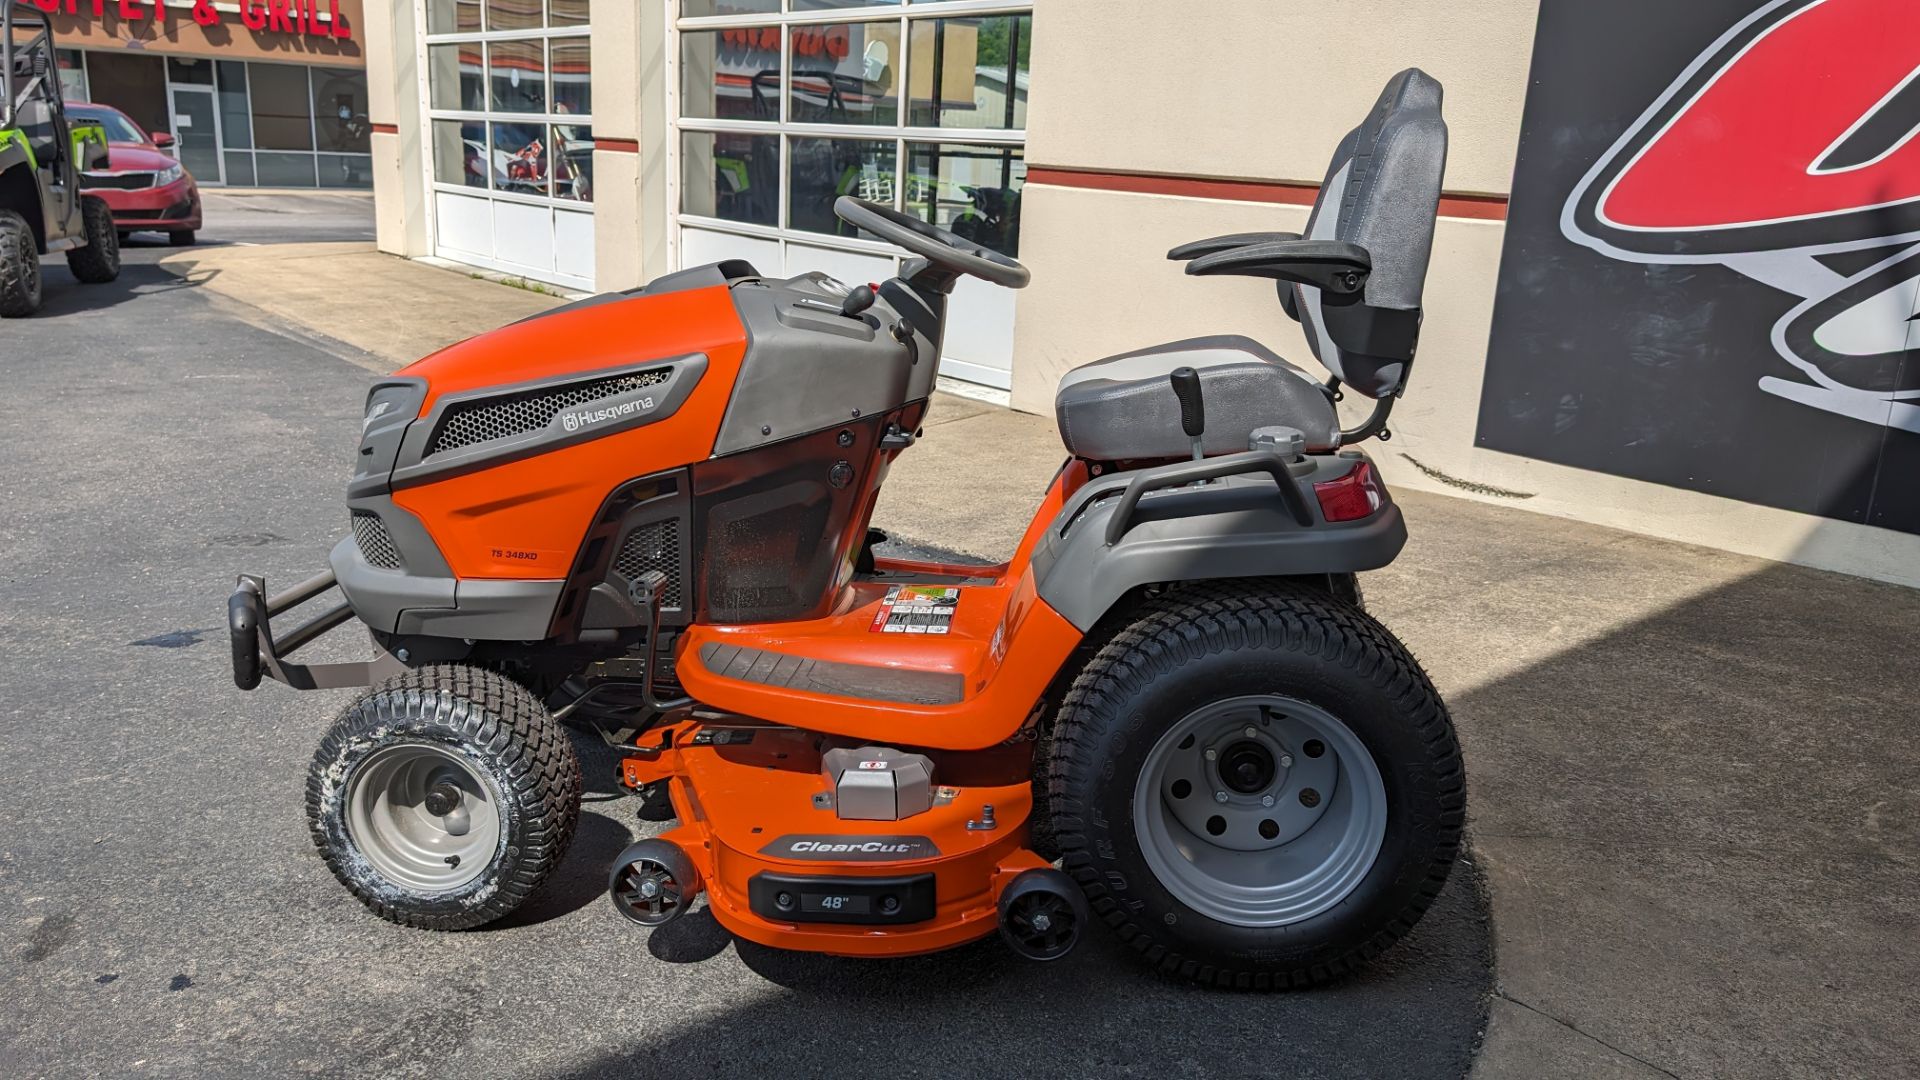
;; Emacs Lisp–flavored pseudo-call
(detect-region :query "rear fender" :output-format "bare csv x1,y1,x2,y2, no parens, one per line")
1029,452,1405,631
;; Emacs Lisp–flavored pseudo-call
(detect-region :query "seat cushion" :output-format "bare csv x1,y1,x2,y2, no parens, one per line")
1054,335,1340,460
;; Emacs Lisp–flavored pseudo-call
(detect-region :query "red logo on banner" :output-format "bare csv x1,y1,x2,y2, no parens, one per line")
1564,0,1920,431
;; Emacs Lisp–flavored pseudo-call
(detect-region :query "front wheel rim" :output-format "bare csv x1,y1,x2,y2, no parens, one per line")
345,743,501,892
1133,695,1388,928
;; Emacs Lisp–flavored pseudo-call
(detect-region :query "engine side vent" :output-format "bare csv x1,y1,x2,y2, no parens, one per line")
612,519,684,610
351,511,402,569
428,367,673,456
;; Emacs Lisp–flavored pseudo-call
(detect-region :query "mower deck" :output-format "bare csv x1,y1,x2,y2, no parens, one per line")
622,725,1048,957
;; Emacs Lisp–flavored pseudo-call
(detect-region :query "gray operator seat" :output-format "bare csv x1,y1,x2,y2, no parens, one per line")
1055,336,1340,458
1053,68,1447,461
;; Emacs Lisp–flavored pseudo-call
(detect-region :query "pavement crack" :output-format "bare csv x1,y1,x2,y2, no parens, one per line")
1494,989,1683,1079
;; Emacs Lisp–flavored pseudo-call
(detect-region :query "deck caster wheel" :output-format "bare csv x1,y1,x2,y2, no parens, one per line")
609,839,701,926
997,868,1088,961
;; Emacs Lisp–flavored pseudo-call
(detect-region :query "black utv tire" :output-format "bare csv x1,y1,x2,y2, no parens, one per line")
1049,581,1464,989
307,664,583,930
66,196,120,284
167,229,196,247
0,209,41,318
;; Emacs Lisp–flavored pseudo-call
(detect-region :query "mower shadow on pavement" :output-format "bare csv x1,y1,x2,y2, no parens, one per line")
546,860,1492,1080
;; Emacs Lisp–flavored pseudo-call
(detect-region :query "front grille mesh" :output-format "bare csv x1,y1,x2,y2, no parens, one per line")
351,512,402,570
612,519,683,609
427,368,673,456
81,172,156,190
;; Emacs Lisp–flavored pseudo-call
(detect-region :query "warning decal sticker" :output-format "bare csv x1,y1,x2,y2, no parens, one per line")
869,585,960,634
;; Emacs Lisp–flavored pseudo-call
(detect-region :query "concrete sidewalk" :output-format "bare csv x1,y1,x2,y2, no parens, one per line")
160,243,1920,1079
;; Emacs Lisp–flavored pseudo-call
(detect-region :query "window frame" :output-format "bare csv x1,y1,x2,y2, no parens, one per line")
668,0,1031,268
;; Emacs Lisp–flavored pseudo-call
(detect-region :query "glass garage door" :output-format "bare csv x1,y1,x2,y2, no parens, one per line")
673,0,1031,390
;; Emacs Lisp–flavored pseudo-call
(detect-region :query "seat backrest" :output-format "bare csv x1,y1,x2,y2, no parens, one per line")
1292,68,1448,400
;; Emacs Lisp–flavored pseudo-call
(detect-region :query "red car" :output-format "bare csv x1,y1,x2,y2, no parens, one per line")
64,102,202,245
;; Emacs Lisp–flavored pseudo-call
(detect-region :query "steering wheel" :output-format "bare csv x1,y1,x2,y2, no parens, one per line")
833,197,1031,290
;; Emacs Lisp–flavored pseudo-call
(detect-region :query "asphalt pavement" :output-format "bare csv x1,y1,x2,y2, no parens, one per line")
0,194,1492,1078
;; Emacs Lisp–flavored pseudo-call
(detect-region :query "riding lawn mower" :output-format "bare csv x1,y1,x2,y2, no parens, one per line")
229,69,1462,988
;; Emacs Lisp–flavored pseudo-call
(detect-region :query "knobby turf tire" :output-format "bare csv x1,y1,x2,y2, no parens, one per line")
1047,580,1464,989
306,664,583,930
0,210,41,317
66,196,120,284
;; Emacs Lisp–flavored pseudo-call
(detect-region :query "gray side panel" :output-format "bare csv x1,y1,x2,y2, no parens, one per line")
1031,463,1406,631
712,275,919,457
697,642,965,706
331,536,456,635
396,578,565,640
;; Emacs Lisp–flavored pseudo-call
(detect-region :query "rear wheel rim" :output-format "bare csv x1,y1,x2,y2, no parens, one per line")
345,743,500,892
1133,694,1387,927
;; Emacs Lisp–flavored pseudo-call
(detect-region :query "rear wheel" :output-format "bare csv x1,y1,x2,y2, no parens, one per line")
1049,582,1463,989
0,209,41,318
307,664,583,930
66,196,120,284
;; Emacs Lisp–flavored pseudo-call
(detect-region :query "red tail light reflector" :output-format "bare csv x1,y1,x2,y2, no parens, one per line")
1313,461,1385,522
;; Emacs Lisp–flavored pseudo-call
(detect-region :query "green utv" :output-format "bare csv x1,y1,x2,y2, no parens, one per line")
2,0,119,318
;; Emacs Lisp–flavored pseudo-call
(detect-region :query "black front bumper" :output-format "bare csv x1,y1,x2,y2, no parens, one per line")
229,571,398,691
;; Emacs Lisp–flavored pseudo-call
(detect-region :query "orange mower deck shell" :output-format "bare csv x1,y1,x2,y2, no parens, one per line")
625,727,1051,957
388,285,749,581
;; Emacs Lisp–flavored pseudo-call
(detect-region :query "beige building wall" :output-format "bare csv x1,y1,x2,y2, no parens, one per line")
366,0,429,257
1011,0,1920,586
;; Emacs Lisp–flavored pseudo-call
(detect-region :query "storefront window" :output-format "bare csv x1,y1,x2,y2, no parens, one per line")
250,63,315,151
55,50,87,102
907,14,1029,129
489,40,547,114
788,22,900,126
485,0,542,32
679,28,779,121
427,0,483,34
433,119,487,188
682,0,777,15
789,136,895,236
550,39,591,115
429,44,486,111
167,57,215,87
680,131,777,226
312,68,370,154
216,62,251,149
906,141,1024,256
549,0,588,27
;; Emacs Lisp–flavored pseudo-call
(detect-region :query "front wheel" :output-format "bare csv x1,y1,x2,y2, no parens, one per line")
306,664,583,930
0,209,42,317
1048,582,1463,989
167,229,196,247
66,196,120,284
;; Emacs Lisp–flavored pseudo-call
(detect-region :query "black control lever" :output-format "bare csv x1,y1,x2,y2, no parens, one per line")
1169,366,1206,461
840,284,876,318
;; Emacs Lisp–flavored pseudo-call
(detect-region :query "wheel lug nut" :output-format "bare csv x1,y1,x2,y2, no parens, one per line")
1279,754,1294,768
1244,727,1258,738
1261,794,1275,807
1204,748,1217,761
1214,791,1228,804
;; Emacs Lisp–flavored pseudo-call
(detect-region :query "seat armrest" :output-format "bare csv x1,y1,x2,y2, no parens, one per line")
1185,239,1371,296
1166,231,1302,261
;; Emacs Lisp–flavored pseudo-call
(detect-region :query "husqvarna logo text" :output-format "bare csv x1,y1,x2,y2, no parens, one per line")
561,395,657,433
